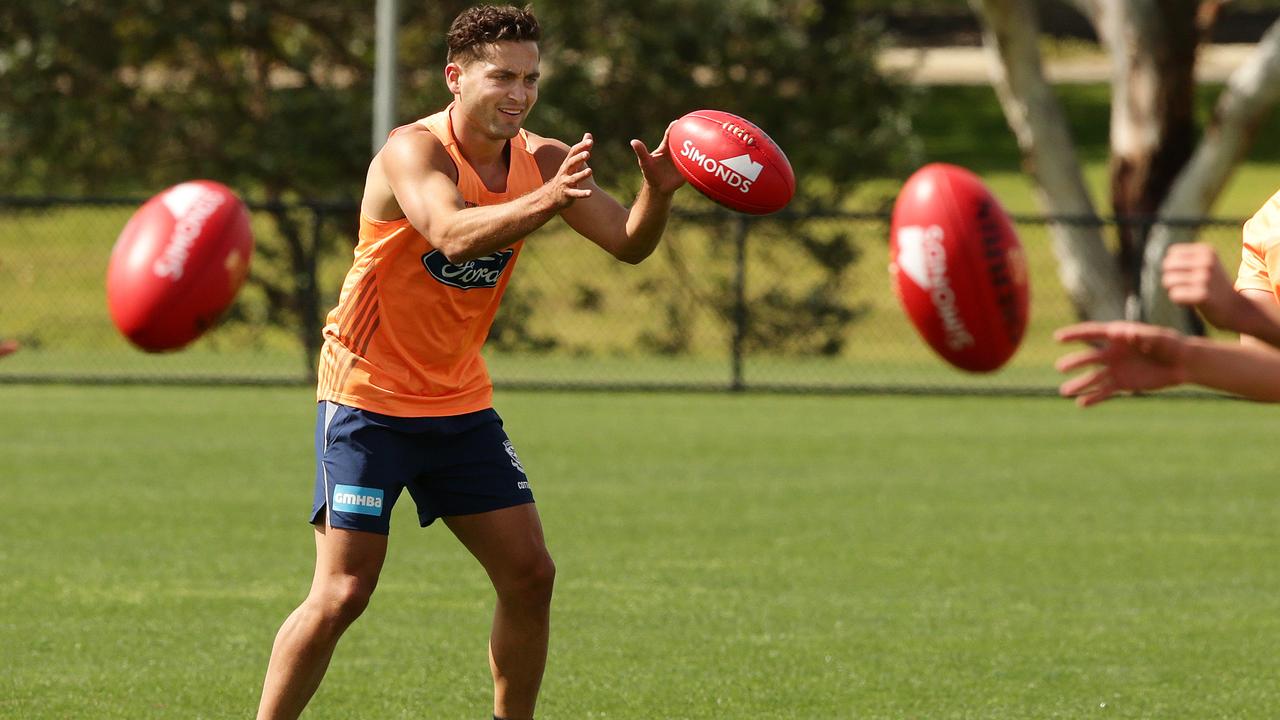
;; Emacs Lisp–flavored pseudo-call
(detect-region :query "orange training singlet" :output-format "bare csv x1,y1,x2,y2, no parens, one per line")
1237,188,1280,301
316,106,544,417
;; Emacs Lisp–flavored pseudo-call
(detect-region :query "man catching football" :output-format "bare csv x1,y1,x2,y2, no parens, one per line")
254,5,685,720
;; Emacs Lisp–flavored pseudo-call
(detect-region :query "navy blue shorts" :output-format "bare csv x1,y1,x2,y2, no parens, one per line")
311,401,534,534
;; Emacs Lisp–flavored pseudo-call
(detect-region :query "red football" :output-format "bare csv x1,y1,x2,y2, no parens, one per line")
669,110,795,215
889,163,1029,372
106,180,254,352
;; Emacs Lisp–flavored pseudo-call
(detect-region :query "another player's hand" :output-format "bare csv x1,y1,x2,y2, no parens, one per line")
1054,321,1190,407
545,133,594,210
631,122,686,196
1162,242,1245,331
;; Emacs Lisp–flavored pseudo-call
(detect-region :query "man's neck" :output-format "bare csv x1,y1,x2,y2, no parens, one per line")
449,104,510,169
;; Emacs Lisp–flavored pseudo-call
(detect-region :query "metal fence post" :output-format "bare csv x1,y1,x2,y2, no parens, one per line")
730,214,749,391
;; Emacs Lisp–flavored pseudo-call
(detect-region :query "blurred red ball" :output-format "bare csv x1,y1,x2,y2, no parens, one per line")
106,180,254,352
890,163,1029,373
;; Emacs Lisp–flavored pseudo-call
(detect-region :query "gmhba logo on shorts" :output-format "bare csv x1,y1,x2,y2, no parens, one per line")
332,484,384,516
421,249,515,290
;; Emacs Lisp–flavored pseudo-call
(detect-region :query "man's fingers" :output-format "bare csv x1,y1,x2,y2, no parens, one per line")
1164,280,1200,299
1060,367,1121,407
562,149,591,172
568,133,593,155
1162,244,1221,280
1059,366,1107,396
1055,347,1106,374
658,121,675,152
566,187,592,199
1168,289,1210,309
1054,322,1109,344
558,136,593,173
1161,266,1192,286
1162,245,1194,266
1076,387,1116,408
633,135,674,164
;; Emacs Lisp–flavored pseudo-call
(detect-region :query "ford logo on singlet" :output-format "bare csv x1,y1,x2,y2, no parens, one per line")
421,249,515,290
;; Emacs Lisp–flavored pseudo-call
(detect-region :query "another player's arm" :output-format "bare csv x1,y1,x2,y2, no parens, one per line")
1179,337,1280,401
1056,321,1280,405
1228,221,1280,348
1235,289,1280,349
532,127,685,265
381,129,593,264
1162,242,1280,348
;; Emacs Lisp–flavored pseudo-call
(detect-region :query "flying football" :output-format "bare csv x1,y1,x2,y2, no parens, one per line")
668,109,795,215
106,180,254,352
889,163,1029,372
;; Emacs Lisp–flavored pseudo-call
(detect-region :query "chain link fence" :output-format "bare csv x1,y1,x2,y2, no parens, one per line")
0,196,1249,394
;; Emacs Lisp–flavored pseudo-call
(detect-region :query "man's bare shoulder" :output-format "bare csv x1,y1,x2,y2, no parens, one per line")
524,130,571,180
380,124,458,183
363,124,460,220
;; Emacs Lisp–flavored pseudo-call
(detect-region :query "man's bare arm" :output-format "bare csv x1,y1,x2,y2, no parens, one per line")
535,126,685,265
382,129,593,263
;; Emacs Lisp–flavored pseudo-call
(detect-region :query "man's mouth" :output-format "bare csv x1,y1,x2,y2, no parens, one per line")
499,108,523,117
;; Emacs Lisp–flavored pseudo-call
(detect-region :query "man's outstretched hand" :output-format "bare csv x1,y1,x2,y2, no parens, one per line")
631,122,686,196
1054,322,1190,407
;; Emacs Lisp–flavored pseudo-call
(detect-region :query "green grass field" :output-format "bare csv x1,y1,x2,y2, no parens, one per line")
4,385,1280,718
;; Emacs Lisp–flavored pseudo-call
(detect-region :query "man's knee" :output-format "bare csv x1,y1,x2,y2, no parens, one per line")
497,553,556,606
309,574,377,628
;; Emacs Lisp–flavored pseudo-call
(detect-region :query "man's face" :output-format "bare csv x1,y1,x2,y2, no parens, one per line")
447,41,540,141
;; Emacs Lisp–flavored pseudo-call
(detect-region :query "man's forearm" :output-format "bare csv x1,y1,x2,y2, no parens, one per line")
433,189,560,263
1233,295,1280,349
617,183,675,264
1185,336,1280,402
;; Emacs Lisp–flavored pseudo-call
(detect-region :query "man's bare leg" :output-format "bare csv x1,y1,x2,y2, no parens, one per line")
445,504,555,720
256,524,388,720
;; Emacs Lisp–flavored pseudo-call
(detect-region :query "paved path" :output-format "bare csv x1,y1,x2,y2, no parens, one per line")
878,44,1259,85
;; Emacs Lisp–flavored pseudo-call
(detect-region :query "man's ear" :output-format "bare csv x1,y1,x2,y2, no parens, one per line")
444,62,463,94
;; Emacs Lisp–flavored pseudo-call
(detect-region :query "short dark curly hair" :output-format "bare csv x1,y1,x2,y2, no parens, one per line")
447,5,541,65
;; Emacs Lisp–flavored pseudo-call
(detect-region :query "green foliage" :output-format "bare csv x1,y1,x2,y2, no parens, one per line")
0,1,911,365
0,2,376,362
529,0,912,202
0,0,372,198
1,1,909,199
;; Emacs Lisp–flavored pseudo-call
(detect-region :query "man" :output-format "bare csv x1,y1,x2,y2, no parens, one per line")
1056,192,1280,405
255,5,685,719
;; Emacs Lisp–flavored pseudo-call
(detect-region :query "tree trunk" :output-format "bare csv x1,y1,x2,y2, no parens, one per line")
1141,17,1280,327
982,1,1280,330
1093,1,1200,323
970,0,1125,320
